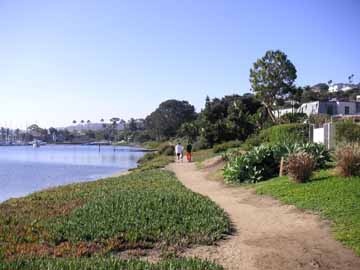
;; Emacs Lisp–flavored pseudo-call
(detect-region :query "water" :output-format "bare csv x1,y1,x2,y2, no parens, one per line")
0,145,145,202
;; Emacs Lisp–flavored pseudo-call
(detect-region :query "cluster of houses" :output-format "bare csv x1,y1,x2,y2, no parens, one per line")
276,97,360,121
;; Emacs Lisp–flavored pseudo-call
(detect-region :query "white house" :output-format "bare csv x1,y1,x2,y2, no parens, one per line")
297,100,360,116
275,100,360,118
328,83,358,93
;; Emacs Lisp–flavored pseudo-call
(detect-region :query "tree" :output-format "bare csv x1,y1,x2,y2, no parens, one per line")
109,117,120,141
100,118,106,129
145,100,197,140
127,118,138,132
197,95,262,146
72,120,77,125
1,127,5,142
179,122,199,142
348,74,354,84
250,50,297,123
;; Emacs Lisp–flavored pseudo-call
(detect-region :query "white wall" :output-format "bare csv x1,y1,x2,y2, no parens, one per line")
313,127,325,144
273,108,294,118
298,101,319,116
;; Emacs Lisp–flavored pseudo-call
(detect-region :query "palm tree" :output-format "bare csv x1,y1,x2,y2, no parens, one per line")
110,117,120,141
100,118,106,129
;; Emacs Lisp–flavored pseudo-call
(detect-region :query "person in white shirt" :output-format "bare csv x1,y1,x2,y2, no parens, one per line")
175,143,183,161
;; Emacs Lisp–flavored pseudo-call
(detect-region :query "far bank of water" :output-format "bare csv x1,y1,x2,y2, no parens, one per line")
0,145,145,202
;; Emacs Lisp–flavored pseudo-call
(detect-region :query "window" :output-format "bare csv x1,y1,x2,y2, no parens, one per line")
327,106,333,115
345,106,350,115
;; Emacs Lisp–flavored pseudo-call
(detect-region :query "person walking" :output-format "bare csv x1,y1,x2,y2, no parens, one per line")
186,142,192,162
175,142,183,161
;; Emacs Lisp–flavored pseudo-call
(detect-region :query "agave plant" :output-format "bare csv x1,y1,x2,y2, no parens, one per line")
224,142,331,184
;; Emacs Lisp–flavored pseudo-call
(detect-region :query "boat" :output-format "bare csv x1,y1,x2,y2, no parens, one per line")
30,140,47,148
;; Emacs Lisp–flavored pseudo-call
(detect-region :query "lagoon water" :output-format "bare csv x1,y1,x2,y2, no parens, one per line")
0,145,145,202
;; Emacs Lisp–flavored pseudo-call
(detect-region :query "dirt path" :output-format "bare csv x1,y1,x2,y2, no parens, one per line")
167,162,360,270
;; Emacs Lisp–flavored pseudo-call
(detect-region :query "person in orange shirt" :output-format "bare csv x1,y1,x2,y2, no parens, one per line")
186,142,192,162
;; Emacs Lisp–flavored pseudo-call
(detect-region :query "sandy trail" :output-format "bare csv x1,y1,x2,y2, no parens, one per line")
167,162,360,270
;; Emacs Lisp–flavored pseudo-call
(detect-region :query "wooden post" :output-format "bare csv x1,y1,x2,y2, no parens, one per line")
279,157,285,177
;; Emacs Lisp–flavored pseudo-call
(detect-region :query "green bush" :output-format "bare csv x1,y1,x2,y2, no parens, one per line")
213,140,242,153
241,134,262,151
335,120,360,143
192,138,210,151
280,112,307,124
224,144,280,183
158,143,175,156
223,142,330,183
275,142,331,169
137,152,157,163
259,123,309,144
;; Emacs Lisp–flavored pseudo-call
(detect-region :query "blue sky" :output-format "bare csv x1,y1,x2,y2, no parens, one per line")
0,0,359,128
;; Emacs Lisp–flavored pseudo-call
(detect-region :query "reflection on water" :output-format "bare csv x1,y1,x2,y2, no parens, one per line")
0,145,144,202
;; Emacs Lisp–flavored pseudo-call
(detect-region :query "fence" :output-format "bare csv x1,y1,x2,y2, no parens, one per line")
309,122,336,149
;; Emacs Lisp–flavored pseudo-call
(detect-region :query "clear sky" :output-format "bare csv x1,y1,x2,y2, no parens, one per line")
0,0,359,129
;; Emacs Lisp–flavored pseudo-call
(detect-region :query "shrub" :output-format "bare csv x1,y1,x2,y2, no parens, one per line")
158,143,175,156
192,138,210,151
223,142,330,183
308,114,331,127
221,148,244,162
335,120,360,143
259,123,309,145
242,134,261,151
213,140,242,153
224,144,280,183
280,112,307,124
275,142,331,169
335,144,360,177
137,152,157,163
287,152,315,183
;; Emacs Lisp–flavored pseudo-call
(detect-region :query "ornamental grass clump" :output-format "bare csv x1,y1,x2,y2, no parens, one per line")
335,143,360,177
287,152,315,183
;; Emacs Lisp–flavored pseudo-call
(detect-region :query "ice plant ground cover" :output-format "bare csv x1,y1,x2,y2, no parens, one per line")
0,169,230,263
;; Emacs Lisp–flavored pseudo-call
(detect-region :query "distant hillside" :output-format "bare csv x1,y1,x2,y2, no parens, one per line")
59,122,125,132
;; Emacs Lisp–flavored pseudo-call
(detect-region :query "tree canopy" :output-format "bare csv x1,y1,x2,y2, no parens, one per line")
197,95,264,146
250,50,297,122
145,99,197,140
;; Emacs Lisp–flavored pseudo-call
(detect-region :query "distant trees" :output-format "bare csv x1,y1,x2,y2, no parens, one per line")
250,50,297,123
145,100,197,140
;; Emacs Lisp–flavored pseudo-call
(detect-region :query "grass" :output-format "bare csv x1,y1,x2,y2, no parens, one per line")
0,170,230,261
135,153,174,171
192,149,220,169
254,170,360,256
0,257,223,270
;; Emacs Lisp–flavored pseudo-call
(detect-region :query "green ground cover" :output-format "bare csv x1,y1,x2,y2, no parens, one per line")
0,257,223,270
255,170,360,256
0,170,230,261
192,149,219,164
